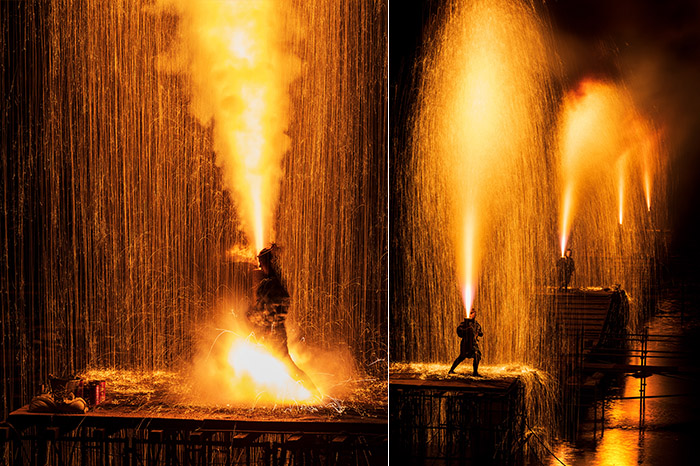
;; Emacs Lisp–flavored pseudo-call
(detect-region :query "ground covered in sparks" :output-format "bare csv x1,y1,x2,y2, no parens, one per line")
390,362,544,382
77,369,386,421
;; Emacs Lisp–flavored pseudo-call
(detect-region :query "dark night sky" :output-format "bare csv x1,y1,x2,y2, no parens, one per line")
390,0,700,269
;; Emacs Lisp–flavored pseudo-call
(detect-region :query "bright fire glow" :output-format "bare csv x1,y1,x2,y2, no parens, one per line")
644,170,652,211
226,338,312,403
461,213,477,318
560,183,573,256
558,78,664,246
462,285,473,319
410,0,556,363
558,80,618,258
157,0,300,254
558,79,636,249
189,314,343,407
450,11,504,318
641,134,655,212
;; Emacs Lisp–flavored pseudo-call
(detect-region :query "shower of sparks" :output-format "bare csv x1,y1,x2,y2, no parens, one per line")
559,80,630,244
558,78,663,245
2,0,386,424
398,2,669,386
423,0,554,325
401,0,561,369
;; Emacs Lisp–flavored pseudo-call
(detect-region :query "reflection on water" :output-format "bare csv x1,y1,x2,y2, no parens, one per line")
548,298,700,465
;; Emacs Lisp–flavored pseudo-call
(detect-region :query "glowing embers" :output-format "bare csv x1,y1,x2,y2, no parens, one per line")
390,362,553,385
226,337,313,403
77,368,386,416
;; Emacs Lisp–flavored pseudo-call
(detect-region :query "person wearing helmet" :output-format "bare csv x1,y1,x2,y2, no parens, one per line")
556,248,575,290
448,309,483,376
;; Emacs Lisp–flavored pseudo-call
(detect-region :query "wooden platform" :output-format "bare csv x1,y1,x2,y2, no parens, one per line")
555,289,613,337
4,406,388,465
389,375,518,394
389,370,524,465
7,406,387,435
547,287,628,350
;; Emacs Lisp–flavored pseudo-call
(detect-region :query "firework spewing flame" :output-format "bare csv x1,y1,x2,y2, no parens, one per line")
155,0,300,253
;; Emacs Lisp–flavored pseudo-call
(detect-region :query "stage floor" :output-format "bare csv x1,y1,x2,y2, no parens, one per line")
7,405,386,435
390,362,534,394
7,368,386,434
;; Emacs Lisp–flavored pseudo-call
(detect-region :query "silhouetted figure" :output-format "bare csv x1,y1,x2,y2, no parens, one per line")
448,310,483,376
247,245,320,397
556,248,575,290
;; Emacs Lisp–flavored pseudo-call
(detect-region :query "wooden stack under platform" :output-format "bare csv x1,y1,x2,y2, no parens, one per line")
547,287,630,438
551,287,629,353
389,373,524,466
3,405,387,465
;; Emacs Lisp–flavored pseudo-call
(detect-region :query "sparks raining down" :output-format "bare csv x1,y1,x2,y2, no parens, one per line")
557,78,663,256
393,0,669,451
156,0,300,254
0,0,387,422
397,0,559,364
390,0,677,462
559,80,634,242
153,0,315,403
557,79,626,255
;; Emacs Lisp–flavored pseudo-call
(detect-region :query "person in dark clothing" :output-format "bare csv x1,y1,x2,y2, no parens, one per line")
556,248,575,290
448,309,483,376
247,245,320,398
